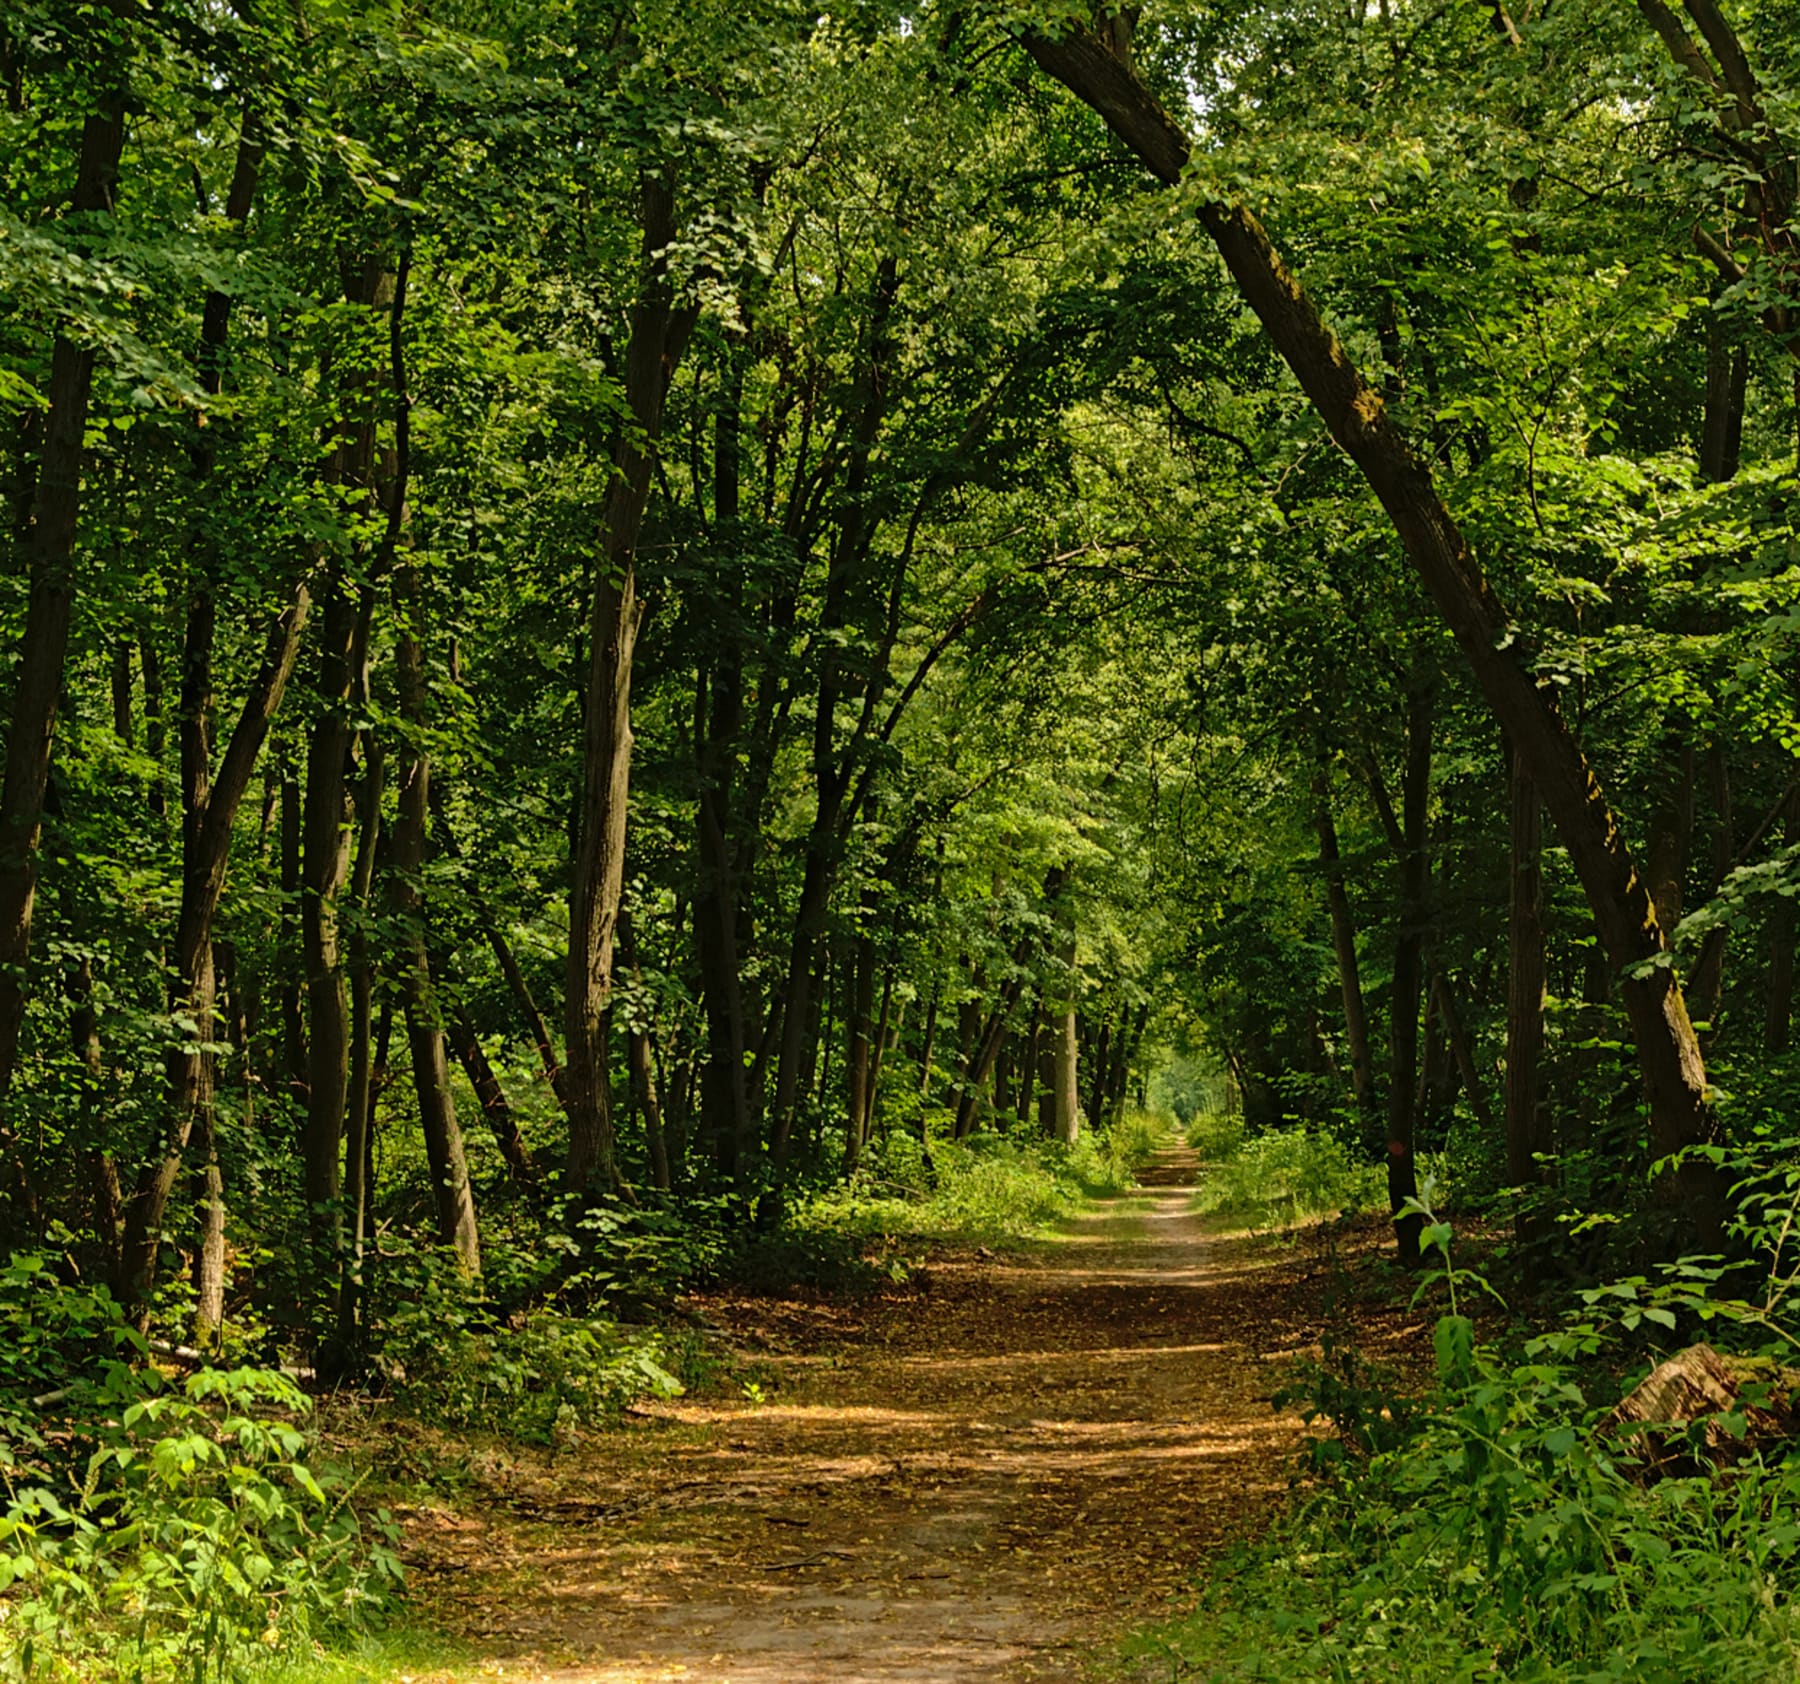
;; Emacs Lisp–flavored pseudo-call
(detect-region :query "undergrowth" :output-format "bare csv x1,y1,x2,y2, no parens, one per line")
0,1257,399,1683
1129,1183,1800,1683
792,1107,1165,1250
1186,1108,1385,1229
363,1110,1166,1447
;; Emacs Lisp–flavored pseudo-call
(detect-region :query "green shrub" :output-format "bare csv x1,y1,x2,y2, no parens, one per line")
386,1307,687,1444
1132,1206,1800,1682
376,1248,687,1444
1185,1105,1246,1163
1,1351,398,1681
1190,1125,1384,1228
792,1110,1166,1249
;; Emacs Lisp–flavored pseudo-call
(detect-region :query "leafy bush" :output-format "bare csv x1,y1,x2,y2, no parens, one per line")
1132,1207,1800,1682
1185,1105,1246,1163
793,1110,1165,1250
0,1259,399,1683
1189,1125,1384,1229
374,1244,688,1443
381,1302,688,1444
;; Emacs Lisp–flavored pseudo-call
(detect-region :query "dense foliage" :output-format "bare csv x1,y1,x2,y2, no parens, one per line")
6,0,1800,1669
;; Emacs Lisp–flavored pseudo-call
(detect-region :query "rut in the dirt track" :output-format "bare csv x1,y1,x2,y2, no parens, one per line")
406,1146,1325,1683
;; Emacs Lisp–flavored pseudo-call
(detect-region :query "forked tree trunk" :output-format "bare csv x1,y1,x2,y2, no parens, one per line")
115,120,314,1315
1023,25,1724,1240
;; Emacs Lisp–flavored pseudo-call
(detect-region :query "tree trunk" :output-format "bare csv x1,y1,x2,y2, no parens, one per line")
565,173,693,1195
917,982,940,1095
1023,26,1723,1239
617,911,669,1192
1688,743,1732,1033
866,963,897,1143
695,358,756,1190
1019,1001,1043,1128
388,272,479,1271
279,757,305,1096
766,261,902,1181
1767,781,1799,1054
429,785,569,1110
191,1108,226,1351
844,927,876,1173
1387,683,1434,1261
1505,739,1548,1227
1052,1003,1081,1146
115,120,310,1314
1086,1018,1112,1127
1314,765,1379,1129
450,1004,537,1187
336,737,383,1356
0,104,125,1105
301,253,396,1255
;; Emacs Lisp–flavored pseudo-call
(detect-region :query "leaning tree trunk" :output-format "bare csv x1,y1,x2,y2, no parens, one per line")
391,557,479,1272
116,119,316,1316
565,173,694,1196
1023,24,1724,1240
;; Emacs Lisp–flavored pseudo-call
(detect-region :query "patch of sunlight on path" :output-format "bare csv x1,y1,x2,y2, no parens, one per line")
407,1145,1316,1684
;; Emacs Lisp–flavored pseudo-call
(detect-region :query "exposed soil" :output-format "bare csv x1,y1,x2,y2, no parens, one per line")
388,1148,1423,1683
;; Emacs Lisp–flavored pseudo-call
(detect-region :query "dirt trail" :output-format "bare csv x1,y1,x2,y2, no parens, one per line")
404,1148,1333,1682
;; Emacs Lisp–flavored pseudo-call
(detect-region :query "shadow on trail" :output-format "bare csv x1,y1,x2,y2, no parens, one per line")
405,1145,1321,1684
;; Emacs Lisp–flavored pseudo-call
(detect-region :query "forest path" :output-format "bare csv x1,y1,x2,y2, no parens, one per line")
402,1148,1326,1682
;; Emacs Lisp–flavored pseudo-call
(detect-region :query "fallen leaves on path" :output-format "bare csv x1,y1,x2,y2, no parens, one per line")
386,1149,1425,1684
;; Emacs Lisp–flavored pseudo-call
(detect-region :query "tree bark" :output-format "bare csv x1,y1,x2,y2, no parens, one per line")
1505,739,1548,1224
1023,26,1723,1238
564,172,694,1195
0,104,125,1107
1314,765,1379,1127
1387,684,1434,1260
